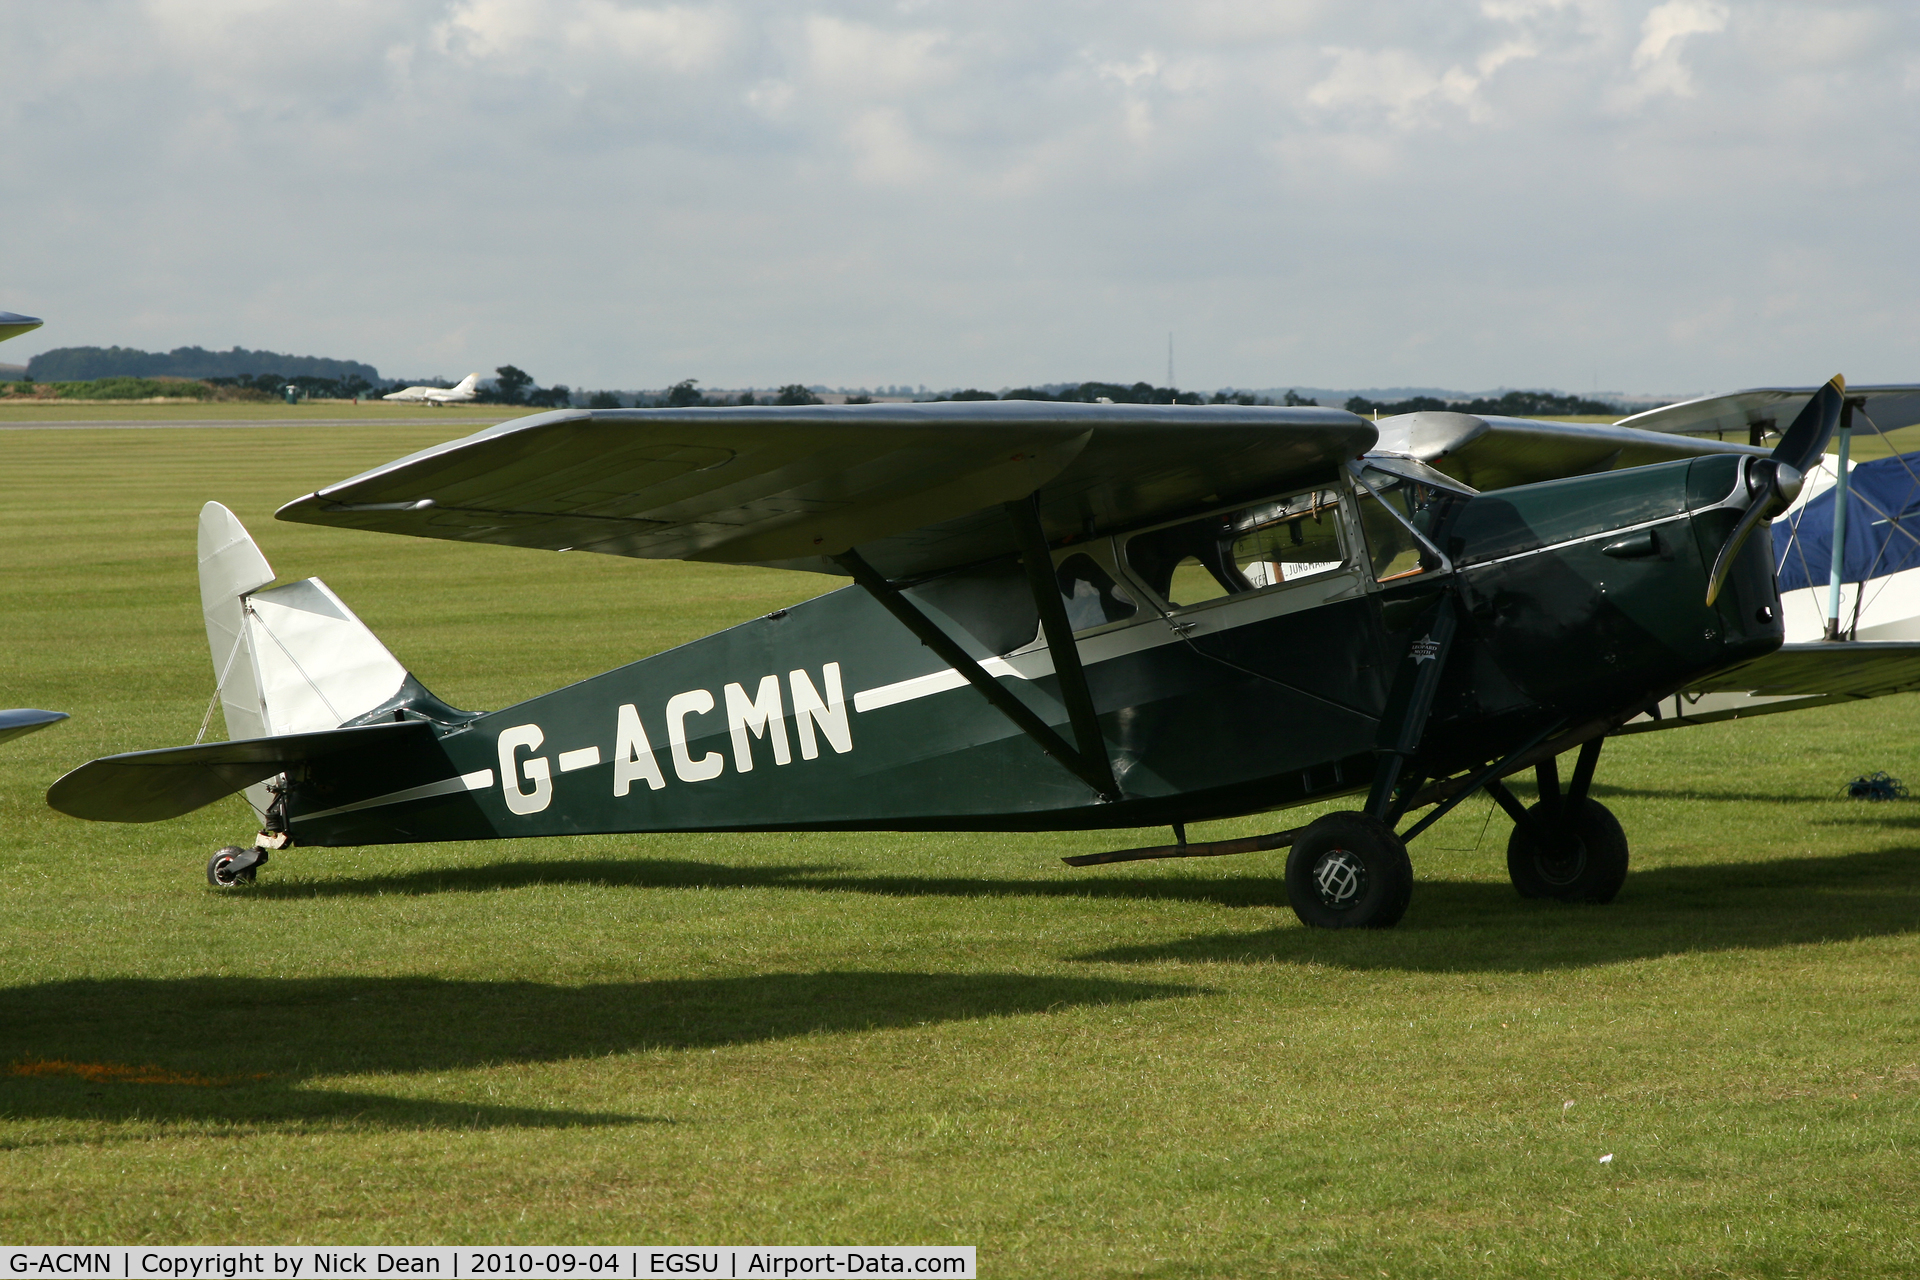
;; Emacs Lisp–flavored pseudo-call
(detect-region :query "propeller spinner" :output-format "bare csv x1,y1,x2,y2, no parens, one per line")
1704,375,1845,606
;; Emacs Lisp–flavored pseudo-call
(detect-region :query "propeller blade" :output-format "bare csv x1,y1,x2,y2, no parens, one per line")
1770,374,1846,472
1704,458,1801,607
1705,491,1772,606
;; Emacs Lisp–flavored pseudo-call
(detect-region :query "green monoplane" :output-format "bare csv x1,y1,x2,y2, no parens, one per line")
48,376,1911,927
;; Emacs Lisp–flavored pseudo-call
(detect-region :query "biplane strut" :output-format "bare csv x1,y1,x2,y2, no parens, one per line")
831,494,1121,801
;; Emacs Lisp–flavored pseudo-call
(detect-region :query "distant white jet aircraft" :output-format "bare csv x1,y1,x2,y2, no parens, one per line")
382,372,480,405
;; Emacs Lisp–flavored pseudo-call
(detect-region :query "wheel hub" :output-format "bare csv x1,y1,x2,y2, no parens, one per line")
1536,833,1588,886
1311,849,1368,908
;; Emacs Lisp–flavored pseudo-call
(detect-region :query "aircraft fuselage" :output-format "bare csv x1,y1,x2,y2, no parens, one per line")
280,453,1780,846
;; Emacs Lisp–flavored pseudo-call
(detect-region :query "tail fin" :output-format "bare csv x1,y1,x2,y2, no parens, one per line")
453,372,479,394
200,502,412,740
200,502,450,820
49,506,473,828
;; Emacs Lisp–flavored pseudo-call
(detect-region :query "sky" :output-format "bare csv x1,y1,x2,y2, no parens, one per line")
3,0,1917,394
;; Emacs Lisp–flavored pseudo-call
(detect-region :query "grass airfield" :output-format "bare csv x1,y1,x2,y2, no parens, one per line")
1,417,1917,1275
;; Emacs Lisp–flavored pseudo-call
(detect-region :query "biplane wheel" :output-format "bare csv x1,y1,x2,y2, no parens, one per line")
206,846,258,888
1284,812,1413,930
1505,798,1628,903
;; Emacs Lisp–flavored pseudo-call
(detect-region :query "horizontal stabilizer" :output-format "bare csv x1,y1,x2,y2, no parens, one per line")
0,709,68,747
47,720,435,823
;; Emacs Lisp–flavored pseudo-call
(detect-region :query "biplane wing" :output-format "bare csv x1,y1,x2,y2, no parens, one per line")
1617,385,1920,442
1619,641,1920,732
276,403,1377,579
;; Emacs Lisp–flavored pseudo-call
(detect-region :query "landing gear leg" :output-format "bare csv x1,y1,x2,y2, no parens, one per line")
1290,597,1456,931
1487,738,1628,903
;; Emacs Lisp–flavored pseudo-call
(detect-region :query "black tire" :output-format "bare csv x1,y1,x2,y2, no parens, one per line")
1285,811,1414,929
207,846,256,888
1505,797,1628,903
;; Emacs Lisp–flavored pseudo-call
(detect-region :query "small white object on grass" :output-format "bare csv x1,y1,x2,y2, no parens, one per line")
1563,1100,1575,1111
1599,1153,1614,1164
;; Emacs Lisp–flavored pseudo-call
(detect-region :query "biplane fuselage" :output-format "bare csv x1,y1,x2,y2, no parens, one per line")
278,451,1781,847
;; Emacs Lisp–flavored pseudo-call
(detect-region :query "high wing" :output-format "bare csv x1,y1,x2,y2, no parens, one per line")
1369,410,1764,491
1620,641,1920,733
1617,385,1920,442
277,402,1376,579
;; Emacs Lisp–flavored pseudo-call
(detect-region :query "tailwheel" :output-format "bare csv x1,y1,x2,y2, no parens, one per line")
1505,797,1628,903
206,845,268,888
1285,811,1414,929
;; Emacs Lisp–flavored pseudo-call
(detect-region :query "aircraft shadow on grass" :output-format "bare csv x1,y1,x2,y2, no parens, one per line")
247,839,1920,968
0,971,1193,1131
1074,846,1920,971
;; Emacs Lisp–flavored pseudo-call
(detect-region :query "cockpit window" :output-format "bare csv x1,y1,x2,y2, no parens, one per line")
1125,489,1346,608
1056,553,1138,630
1353,467,1463,581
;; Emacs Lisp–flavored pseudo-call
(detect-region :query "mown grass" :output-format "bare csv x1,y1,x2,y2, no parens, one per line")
0,401,528,423
2,424,1917,1275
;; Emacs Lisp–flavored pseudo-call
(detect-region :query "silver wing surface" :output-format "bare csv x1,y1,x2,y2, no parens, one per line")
276,402,1376,579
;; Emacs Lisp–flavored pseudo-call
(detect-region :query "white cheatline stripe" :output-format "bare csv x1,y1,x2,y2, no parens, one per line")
298,768,495,822
557,746,602,772
853,654,1033,713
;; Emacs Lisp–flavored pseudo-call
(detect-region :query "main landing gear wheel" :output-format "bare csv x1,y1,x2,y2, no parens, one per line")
206,846,267,888
1505,797,1628,903
1285,811,1414,930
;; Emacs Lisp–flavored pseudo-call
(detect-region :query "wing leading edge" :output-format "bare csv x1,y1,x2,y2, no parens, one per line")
275,402,1376,580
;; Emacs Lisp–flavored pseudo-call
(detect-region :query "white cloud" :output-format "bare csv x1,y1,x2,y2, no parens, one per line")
0,1,1915,393
435,0,736,69
1618,0,1729,103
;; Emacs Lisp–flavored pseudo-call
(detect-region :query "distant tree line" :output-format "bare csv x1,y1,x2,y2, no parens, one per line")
1344,390,1624,417
571,381,1323,409
27,345,378,384
927,383,1325,406
474,365,572,407
583,380,830,408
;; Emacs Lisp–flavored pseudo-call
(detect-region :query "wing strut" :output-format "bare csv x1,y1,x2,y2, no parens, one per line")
1005,495,1120,798
832,545,1120,801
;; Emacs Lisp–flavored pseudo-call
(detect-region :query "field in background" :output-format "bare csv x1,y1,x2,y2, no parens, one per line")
0,401,531,424
2,423,1917,1274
